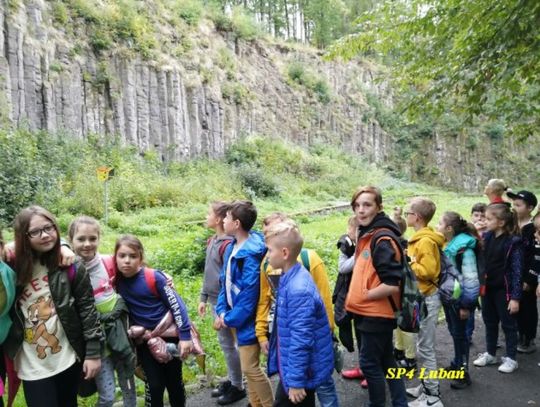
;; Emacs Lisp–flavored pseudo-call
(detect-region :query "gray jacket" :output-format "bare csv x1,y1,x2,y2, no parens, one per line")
200,235,233,305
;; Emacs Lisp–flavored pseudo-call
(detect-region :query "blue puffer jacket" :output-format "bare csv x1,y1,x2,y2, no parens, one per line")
483,232,523,301
267,263,334,392
444,233,480,309
216,231,266,346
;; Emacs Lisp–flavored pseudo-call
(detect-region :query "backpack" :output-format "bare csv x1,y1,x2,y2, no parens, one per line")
207,237,232,264
436,249,464,305
67,256,117,290
371,229,426,333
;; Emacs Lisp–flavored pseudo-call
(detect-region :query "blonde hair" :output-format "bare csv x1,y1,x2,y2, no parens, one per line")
409,197,437,223
486,179,507,196
265,220,304,260
263,212,289,227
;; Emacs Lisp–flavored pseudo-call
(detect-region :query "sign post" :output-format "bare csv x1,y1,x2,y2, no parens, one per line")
96,166,114,225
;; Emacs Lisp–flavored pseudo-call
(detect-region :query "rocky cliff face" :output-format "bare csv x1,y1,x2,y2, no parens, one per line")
0,0,536,191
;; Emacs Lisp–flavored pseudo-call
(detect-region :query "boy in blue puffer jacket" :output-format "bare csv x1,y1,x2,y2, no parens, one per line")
266,220,334,407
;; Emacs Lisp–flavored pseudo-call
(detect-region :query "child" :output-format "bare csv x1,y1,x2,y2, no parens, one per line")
533,214,540,302
484,179,508,204
68,216,136,407
437,212,480,389
197,202,245,405
215,201,273,407
345,186,408,407
0,230,16,407
471,203,488,236
257,212,338,407
405,197,445,407
115,235,193,407
391,207,417,371
266,220,334,407
473,203,522,373
506,190,538,353
3,206,102,407
336,216,365,386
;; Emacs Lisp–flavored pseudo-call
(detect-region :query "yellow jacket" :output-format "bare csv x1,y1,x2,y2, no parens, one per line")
408,227,446,296
255,249,334,344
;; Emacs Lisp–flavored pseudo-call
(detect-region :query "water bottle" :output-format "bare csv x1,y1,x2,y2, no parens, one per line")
166,343,180,358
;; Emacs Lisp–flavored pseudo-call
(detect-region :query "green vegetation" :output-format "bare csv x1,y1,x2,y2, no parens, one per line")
287,62,331,103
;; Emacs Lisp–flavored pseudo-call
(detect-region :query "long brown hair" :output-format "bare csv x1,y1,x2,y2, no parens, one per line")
486,203,520,236
442,211,483,247
114,234,145,276
13,206,61,286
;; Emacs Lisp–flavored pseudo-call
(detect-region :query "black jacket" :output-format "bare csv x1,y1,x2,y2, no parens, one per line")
5,262,103,361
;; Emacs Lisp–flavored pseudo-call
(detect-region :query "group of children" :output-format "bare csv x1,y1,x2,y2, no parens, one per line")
0,177,539,407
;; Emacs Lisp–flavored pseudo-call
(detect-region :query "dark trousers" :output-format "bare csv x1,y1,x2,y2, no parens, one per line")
22,362,80,407
273,381,315,407
138,343,185,407
357,328,407,407
482,287,518,359
443,303,470,369
466,309,475,341
0,347,5,407
517,287,538,341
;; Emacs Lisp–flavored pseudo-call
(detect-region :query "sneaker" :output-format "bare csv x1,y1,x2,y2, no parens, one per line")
409,394,444,407
360,378,368,389
341,366,364,380
498,356,518,373
398,358,417,370
211,380,231,398
408,393,428,406
406,383,424,398
217,385,247,405
517,340,536,354
473,352,497,367
450,372,471,390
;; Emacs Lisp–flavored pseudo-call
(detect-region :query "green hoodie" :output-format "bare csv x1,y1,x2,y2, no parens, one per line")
0,261,16,344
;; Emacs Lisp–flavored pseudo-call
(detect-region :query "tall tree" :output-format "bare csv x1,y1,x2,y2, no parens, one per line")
328,0,540,138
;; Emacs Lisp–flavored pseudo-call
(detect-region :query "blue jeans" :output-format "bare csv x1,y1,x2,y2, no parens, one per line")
443,303,470,369
482,287,518,360
316,376,339,407
357,329,407,407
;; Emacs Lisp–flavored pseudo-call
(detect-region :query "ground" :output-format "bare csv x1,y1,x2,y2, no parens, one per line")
187,310,540,407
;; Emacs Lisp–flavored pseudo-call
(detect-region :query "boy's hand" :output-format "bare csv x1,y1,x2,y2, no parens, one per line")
60,245,76,266
83,358,101,379
288,388,306,404
213,316,223,330
508,299,519,314
260,341,269,355
179,340,194,359
198,302,207,317
459,309,470,320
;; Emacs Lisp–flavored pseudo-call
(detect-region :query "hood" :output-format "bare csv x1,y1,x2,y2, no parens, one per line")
359,212,402,238
409,227,446,248
234,230,267,259
444,233,477,257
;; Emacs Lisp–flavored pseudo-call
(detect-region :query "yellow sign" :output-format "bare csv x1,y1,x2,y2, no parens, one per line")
97,166,114,181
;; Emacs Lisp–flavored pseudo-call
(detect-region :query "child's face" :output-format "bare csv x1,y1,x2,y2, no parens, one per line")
27,215,58,254
116,244,143,278
471,211,485,224
405,208,420,228
266,238,285,270
353,193,381,227
206,208,220,230
436,217,452,240
72,224,100,262
511,199,533,219
485,210,503,233
223,211,238,235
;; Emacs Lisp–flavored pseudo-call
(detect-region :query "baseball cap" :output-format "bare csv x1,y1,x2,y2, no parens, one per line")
506,190,538,208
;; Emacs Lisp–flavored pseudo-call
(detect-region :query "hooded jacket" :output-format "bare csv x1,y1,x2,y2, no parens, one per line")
267,263,333,392
216,230,266,346
443,233,480,309
408,227,446,296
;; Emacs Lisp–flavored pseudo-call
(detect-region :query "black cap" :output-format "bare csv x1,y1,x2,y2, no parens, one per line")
506,190,538,208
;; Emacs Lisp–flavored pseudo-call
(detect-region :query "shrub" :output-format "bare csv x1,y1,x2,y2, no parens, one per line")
177,0,203,26
231,7,261,41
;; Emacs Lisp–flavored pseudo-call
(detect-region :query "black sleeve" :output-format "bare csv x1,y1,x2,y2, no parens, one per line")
372,239,402,286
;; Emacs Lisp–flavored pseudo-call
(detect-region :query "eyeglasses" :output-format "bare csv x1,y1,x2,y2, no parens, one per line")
404,211,416,216
27,224,57,239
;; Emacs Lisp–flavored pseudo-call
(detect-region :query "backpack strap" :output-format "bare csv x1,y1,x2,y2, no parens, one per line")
101,256,117,287
218,240,232,261
143,267,159,297
300,248,310,271
455,248,466,274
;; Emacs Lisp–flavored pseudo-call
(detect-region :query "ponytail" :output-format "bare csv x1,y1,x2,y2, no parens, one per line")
486,203,520,236
443,211,482,246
